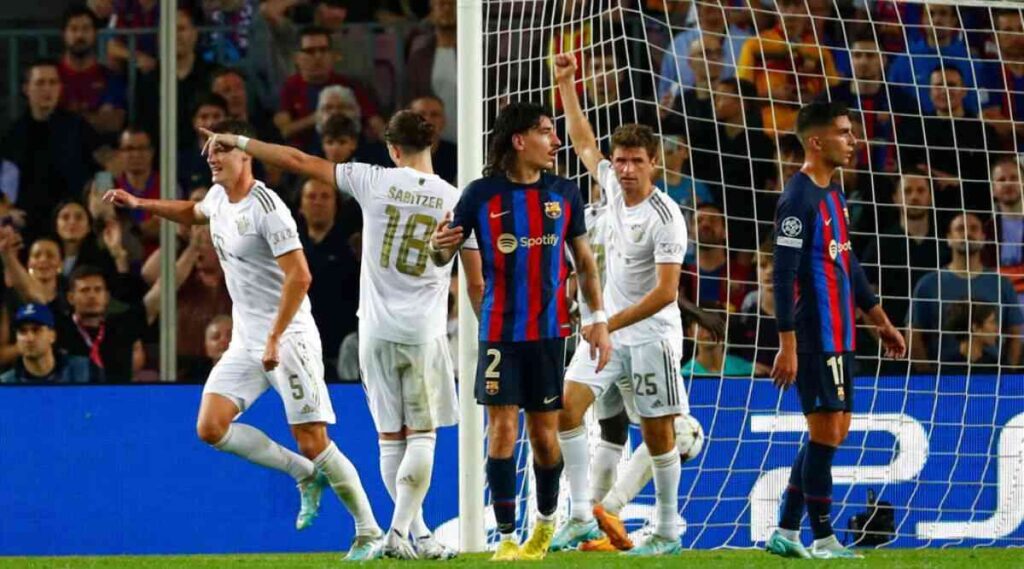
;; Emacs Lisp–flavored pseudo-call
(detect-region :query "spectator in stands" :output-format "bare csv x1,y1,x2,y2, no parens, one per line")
320,114,360,165
0,303,93,384
689,78,775,253
736,0,840,135
54,200,122,278
113,126,161,242
312,84,363,157
175,9,221,141
247,0,299,113
909,213,1023,371
682,203,752,311
210,68,277,143
406,0,458,142
655,132,711,208
730,242,777,376
830,34,899,175
56,264,146,383
939,302,1001,375
86,0,114,27
58,4,126,138
681,301,753,377
661,36,722,141
901,67,998,225
0,232,67,366
410,95,457,185
275,26,382,150
83,176,145,264
298,179,360,380
658,0,750,99
143,225,232,381
862,168,950,332
886,2,987,116
1,60,102,241
185,314,233,383
196,0,256,64
178,94,228,193
766,134,804,193
982,8,1024,149
987,156,1024,305
105,0,159,74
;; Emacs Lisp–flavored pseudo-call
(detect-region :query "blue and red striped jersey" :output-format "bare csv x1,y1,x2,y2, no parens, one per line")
772,171,877,354
453,173,587,342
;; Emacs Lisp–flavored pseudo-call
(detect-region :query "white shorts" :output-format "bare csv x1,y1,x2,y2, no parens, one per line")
359,334,458,433
593,378,640,424
203,333,335,425
566,338,688,419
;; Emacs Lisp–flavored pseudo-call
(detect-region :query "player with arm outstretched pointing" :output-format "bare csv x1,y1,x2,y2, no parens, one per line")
553,52,691,557
192,111,475,560
765,101,905,560
104,119,383,561
428,101,612,561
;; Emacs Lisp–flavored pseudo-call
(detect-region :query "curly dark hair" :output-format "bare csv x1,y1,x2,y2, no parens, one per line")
483,101,551,177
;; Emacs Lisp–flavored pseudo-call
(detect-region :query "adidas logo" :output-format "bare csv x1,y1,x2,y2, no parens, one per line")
651,400,664,409
398,474,416,486
301,404,315,414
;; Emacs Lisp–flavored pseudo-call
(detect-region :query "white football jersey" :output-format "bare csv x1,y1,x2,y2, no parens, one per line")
584,200,609,285
335,163,460,344
198,182,318,351
597,160,687,347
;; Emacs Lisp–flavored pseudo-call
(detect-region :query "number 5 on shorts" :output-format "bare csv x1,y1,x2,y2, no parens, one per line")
288,374,304,400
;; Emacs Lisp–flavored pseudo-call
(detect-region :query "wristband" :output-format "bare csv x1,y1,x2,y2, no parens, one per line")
237,135,250,151
591,310,608,325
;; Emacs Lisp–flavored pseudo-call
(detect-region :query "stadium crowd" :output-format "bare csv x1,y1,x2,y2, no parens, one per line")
0,0,1022,383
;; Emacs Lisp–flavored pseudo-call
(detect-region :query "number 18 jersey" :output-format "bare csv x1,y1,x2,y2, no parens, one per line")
335,163,462,344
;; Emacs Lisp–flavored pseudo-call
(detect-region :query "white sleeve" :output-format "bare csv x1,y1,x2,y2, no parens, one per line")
334,162,382,204
653,210,687,264
257,196,303,258
196,185,222,219
596,159,621,203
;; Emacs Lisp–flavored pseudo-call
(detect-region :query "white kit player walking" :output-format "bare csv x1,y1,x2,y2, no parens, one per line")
198,111,470,560
104,119,383,561
552,53,689,556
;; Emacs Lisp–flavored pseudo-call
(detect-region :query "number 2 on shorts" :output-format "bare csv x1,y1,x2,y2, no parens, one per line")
485,348,502,379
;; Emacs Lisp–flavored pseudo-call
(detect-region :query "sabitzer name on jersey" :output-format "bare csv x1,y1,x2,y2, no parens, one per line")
387,186,445,210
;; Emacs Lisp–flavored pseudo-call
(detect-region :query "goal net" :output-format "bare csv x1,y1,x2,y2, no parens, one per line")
452,0,1024,551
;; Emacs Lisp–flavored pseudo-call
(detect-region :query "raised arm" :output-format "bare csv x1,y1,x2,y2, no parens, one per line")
199,128,336,188
554,53,604,180
0,229,49,304
103,190,208,226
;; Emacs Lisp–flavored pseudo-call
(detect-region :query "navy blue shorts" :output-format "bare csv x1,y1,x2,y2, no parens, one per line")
475,338,566,411
797,352,855,415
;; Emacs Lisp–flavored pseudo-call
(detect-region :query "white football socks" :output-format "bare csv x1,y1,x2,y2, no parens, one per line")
315,441,381,537
380,438,432,538
558,425,593,522
590,440,624,504
391,433,437,538
651,449,681,540
602,443,653,516
213,423,314,481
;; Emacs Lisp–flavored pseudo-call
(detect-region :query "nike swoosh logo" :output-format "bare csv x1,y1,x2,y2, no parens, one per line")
490,211,511,219
543,395,559,404
824,218,832,226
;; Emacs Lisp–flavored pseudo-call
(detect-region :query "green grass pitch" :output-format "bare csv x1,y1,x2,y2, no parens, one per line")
2,549,1020,568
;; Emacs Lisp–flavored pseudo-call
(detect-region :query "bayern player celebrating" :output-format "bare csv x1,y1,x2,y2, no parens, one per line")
104,119,383,560
553,53,690,556
765,101,905,560
197,111,469,560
